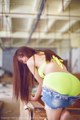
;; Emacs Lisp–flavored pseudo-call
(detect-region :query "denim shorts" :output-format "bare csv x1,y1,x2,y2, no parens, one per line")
41,87,80,109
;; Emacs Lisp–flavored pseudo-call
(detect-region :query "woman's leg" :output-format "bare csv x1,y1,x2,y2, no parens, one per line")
60,109,73,120
45,104,63,120
45,105,73,120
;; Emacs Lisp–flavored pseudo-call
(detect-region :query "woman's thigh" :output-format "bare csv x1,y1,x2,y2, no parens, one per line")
45,104,63,120
60,109,72,120
45,105,73,120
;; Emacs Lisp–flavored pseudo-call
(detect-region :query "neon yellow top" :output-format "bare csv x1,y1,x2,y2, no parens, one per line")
52,55,63,69
38,62,46,78
43,72,80,96
38,55,63,78
38,55,80,96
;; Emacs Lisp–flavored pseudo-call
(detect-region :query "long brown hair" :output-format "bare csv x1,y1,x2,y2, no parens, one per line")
13,46,65,102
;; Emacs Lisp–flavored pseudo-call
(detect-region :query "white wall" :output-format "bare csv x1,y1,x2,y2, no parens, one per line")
71,48,80,73
57,40,71,70
57,40,80,73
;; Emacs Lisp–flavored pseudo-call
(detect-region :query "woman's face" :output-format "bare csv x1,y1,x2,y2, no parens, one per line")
17,55,28,64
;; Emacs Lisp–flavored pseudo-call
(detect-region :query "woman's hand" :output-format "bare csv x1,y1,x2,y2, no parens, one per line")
30,95,37,101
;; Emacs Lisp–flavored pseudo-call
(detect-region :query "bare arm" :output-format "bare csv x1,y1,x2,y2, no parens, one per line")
27,57,43,101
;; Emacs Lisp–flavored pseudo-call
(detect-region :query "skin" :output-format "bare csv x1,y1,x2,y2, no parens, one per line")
18,53,72,120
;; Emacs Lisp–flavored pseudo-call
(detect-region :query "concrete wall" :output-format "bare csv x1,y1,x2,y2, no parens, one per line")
57,39,80,72
72,48,80,73
2,48,17,73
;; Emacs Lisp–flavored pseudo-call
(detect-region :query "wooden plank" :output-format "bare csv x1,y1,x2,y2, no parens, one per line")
25,101,46,120
0,101,4,120
0,101,4,110
27,101,44,110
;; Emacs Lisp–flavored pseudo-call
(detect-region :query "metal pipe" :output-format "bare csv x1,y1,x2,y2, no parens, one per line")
26,0,46,43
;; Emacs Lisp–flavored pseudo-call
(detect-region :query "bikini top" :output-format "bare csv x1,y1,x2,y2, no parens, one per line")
38,55,63,78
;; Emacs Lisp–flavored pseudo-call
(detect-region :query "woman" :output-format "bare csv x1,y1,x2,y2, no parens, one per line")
13,46,80,120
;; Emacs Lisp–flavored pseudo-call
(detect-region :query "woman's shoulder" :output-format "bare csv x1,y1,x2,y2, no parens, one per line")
26,54,40,67
27,56,35,66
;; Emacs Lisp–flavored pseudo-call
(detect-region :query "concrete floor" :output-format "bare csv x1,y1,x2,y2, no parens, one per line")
0,83,20,120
